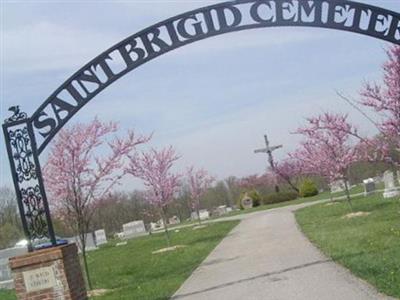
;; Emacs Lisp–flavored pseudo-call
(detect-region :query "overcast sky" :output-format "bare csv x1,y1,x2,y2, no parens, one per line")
1,0,399,190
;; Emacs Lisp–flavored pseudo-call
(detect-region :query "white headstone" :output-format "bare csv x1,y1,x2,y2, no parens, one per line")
363,178,376,196
214,205,228,216
191,210,210,220
123,220,147,239
330,179,346,193
199,209,210,220
94,229,107,246
150,219,165,231
383,170,400,198
168,216,180,225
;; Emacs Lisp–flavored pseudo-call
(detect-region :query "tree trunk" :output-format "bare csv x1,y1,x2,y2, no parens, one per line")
79,232,92,290
343,179,353,212
161,208,170,247
277,173,299,193
196,202,202,225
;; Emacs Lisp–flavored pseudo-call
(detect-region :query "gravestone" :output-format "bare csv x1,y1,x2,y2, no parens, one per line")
241,194,253,209
191,210,210,221
363,178,376,196
169,216,180,225
383,170,400,198
330,179,345,193
150,219,165,231
66,233,97,252
123,220,147,239
214,205,228,216
94,229,107,246
190,211,199,221
199,209,210,220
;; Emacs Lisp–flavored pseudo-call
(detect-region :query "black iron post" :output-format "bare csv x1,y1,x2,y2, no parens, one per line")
2,108,56,251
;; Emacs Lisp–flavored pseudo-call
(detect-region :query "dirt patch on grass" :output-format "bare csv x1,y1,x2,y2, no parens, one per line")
88,289,109,297
342,211,370,219
152,245,187,254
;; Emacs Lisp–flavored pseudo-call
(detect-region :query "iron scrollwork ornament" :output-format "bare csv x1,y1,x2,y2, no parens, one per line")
20,185,48,240
5,106,28,123
8,127,37,183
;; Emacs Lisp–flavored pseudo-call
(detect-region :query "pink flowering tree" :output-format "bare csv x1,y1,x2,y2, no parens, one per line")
44,118,149,289
292,113,361,209
186,167,214,224
125,146,181,245
273,158,302,193
359,45,400,166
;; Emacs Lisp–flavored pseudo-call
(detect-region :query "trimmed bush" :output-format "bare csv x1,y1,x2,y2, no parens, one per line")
299,179,319,197
263,191,298,205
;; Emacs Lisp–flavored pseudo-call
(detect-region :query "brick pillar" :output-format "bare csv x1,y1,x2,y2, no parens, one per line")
9,243,87,300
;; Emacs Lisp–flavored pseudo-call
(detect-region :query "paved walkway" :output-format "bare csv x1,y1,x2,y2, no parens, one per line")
172,202,394,300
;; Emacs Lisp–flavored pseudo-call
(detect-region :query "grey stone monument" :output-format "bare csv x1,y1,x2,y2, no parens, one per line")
94,229,107,246
214,205,228,216
383,170,400,198
123,220,147,239
65,233,97,252
363,178,376,196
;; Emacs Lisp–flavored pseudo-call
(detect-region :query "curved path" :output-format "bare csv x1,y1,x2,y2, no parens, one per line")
172,202,394,300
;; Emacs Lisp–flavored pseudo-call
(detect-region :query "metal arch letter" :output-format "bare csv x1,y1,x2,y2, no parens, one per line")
27,0,400,155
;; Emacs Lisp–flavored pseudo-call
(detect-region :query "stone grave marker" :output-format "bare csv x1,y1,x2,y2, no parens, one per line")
363,178,376,196
169,216,180,225
94,229,107,246
66,233,97,252
199,209,210,220
190,211,199,221
150,219,165,231
383,170,400,198
330,179,345,193
214,205,228,217
123,220,147,239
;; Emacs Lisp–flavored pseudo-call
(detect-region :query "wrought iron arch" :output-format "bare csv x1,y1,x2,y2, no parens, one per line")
3,0,400,250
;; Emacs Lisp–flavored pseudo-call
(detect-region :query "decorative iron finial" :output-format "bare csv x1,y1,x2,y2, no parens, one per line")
5,105,28,123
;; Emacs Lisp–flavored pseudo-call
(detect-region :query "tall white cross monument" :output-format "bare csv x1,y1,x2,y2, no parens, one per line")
254,134,282,193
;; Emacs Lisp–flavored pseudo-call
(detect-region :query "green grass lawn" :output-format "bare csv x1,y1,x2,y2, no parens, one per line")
296,194,400,298
223,184,366,218
0,289,15,300
0,221,238,300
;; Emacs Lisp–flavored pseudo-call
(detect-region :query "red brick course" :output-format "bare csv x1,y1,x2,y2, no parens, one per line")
9,243,87,300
